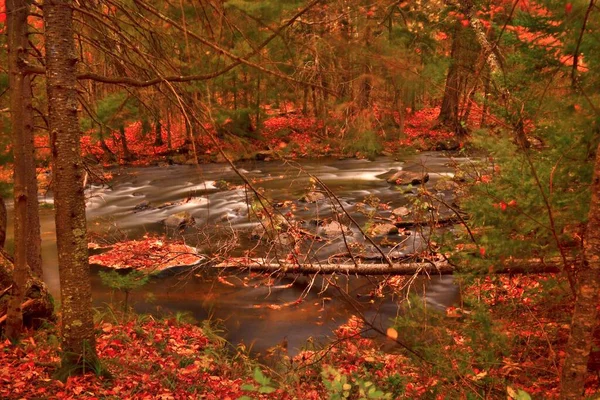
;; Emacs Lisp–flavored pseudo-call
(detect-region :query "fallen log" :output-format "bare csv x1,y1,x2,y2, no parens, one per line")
214,257,564,276
394,215,464,229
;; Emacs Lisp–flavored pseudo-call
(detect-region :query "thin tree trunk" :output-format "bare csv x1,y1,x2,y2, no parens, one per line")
166,110,172,150
560,143,600,399
0,197,6,249
480,70,490,127
97,126,116,162
302,86,308,115
44,0,98,373
571,0,595,88
153,118,163,146
5,0,43,340
119,125,133,162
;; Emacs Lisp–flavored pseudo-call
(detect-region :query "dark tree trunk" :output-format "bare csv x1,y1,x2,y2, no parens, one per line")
438,19,479,137
153,118,163,146
5,0,43,340
302,86,308,115
118,125,134,162
44,0,98,373
560,143,600,399
0,198,6,249
439,24,463,131
166,110,172,150
97,126,116,163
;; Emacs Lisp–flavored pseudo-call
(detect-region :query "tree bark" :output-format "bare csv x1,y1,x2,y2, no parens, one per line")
5,0,43,340
153,117,163,146
439,23,465,134
560,143,600,399
0,198,6,249
44,0,98,373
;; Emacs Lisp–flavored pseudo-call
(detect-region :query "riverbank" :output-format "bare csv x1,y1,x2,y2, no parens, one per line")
0,106,460,190
1,273,598,399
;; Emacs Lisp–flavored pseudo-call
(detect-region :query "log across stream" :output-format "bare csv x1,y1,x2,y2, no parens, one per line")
7,152,469,355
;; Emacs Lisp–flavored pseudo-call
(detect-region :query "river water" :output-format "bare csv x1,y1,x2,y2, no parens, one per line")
10,152,464,355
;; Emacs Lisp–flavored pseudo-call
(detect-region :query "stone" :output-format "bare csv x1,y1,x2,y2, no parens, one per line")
434,179,459,191
392,206,411,217
255,150,274,161
386,170,430,185
133,201,151,211
251,215,287,240
300,191,326,203
164,211,195,229
171,154,188,164
322,221,351,238
369,223,399,236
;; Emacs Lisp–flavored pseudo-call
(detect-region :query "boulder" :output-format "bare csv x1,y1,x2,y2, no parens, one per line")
300,191,326,203
392,206,411,217
322,221,351,238
164,211,195,229
434,179,459,191
369,223,399,236
255,150,274,161
386,171,429,185
251,215,287,240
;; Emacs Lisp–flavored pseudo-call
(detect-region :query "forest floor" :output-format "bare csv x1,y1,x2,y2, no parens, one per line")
1,274,598,399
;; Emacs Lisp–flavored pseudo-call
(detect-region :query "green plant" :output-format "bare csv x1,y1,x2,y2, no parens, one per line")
239,367,277,399
321,367,352,400
173,311,196,325
99,270,149,312
321,367,391,400
345,129,383,161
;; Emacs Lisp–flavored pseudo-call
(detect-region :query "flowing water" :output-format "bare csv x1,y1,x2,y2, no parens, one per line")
8,152,465,355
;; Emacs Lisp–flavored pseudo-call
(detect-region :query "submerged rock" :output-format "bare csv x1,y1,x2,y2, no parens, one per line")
133,201,151,211
322,221,351,238
300,191,326,203
369,223,399,236
392,206,411,217
251,214,288,240
386,171,429,185
164,211,195,229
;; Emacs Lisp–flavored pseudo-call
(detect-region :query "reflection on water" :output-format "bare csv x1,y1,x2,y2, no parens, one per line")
9,153,464,355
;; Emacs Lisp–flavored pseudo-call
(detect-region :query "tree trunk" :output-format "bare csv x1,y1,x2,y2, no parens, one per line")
118,125,133,162
166,110,172,150
44,0,98,373
560,143,600,399
153,118,163,146
5,0,43,340
439,23,462,130
0,198,6,249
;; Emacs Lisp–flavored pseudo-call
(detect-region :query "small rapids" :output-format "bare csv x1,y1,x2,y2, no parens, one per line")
9,152,466,355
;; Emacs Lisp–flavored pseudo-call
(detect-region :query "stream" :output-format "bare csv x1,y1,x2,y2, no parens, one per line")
8,152,465,356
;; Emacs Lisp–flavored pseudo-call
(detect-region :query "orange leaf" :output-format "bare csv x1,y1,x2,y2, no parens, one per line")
386,327,398,340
